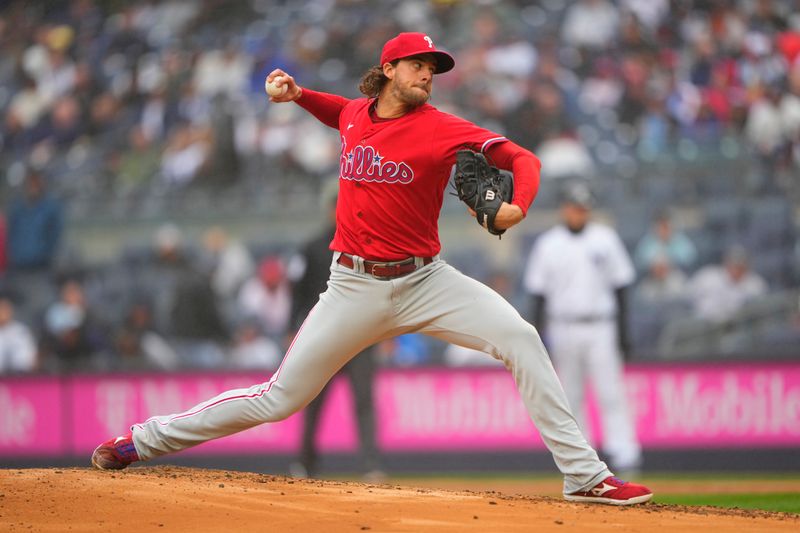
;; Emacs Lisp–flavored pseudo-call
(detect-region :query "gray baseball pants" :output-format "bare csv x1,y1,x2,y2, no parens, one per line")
132,254,611,493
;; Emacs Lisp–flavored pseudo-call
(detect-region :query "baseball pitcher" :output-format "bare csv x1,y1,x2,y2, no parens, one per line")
92,32,652,505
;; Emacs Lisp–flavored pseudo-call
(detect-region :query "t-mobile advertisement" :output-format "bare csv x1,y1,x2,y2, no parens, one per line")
1,364,799,457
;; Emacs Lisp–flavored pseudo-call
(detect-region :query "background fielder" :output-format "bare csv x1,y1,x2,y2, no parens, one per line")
523,181,642,473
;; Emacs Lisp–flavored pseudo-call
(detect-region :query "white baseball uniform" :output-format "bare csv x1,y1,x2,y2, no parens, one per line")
523,222,642,471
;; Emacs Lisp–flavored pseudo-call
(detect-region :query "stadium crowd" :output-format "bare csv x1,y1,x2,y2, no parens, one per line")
0,0,799,373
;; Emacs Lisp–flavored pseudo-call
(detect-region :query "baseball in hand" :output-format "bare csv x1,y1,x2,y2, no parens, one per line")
265,76,288,97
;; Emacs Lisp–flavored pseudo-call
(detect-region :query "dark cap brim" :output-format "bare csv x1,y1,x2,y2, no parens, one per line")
389,49,455,74
430,51,455,73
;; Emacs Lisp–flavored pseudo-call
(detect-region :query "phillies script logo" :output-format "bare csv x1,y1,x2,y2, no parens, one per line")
339,139,414,184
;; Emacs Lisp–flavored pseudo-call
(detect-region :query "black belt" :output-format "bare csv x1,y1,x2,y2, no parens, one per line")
337,253,433,279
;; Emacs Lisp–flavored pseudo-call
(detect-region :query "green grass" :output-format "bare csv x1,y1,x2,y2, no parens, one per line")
655,493,800,514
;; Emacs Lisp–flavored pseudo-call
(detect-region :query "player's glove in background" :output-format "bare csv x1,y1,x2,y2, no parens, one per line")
453,149,514,237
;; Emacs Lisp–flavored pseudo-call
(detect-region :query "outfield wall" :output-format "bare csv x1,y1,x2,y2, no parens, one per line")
1,363,799,458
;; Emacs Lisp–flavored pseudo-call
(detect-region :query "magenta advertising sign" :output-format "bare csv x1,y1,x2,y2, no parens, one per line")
623,364,800,447
0,363,799,457
0,377,66,456
375,369,541,451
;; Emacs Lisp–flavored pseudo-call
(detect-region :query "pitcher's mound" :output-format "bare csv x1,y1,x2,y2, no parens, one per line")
1,466,796,532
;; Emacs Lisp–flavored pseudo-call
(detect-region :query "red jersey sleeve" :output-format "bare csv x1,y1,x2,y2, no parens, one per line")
295,88,352,129
431,111,508,168
485,140,541,216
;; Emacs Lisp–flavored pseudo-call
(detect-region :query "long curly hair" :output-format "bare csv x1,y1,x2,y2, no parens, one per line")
358,61,397,98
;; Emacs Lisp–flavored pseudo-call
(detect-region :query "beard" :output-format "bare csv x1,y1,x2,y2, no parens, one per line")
391,82,430,107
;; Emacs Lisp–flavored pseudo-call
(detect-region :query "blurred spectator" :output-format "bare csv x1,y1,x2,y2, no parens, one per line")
745,83,786,190
229,319,281,370
40,95,84,149
633,210,698,273
205,94,242,188
738,31,786,89
637,96,671,156
141,223,190,334
33,26,77,101
193,42,252,99
42,278,102,370
112,301,179,371
578,57,623,114
688,245,768,323
666,76,703,130
202,226,255,304
508,80,571,151
113,125,162,192
87,91,136,154
621,0,668,32
160,121,213,187
689,32,718,88
170,263,228,368
701,59,743,126
634,253,688,304
138,85,172,144
238,256,292,342
7,170,63,272
6,170,64,320
561,0,619,51
139,223,227,368
536,131,596,181
4,76,49,152
780,65,800,156
0,295,37,373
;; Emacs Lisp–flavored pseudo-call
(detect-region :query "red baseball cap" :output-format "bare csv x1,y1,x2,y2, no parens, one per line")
380,32,455,74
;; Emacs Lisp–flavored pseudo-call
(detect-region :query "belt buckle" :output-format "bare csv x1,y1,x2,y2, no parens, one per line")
370,263,382,278
370,259,411,279
370,262,393,279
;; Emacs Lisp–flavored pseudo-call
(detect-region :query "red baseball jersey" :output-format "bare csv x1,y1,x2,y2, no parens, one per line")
298,90,510,260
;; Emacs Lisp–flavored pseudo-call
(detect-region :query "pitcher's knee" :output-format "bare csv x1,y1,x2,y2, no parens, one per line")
255,391,306,422
265,405,291,422
499,320,542,348
493,322,548,364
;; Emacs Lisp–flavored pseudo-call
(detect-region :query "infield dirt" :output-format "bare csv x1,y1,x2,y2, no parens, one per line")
1,467,798,532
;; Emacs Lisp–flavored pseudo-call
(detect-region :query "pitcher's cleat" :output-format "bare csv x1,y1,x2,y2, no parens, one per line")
565,476,653,505
91,433,140,470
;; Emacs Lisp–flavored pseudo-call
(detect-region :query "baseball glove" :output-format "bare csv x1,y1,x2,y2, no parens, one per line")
452,149,514,237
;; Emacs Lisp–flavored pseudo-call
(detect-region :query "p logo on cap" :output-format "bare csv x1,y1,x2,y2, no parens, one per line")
380,32,455,74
